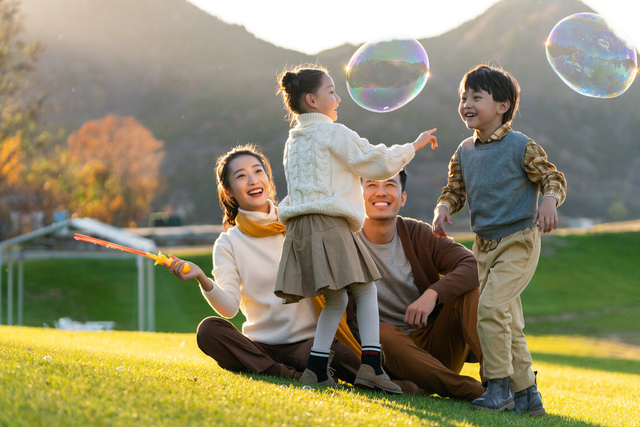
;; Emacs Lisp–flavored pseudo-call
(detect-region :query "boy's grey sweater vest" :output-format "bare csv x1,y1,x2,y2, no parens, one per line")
457,130,539,241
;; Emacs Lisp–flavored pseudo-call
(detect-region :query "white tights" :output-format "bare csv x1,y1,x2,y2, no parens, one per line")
312,282,379,351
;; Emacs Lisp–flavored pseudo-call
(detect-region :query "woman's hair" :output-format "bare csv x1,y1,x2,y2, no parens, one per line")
276,63,329,124
459,64,520,124
215,143,276,231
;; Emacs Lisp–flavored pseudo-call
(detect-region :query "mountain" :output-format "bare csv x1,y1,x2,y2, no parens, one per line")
19,0,640,225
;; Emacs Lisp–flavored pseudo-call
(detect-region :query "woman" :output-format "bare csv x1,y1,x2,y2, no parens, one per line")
168,144,360,382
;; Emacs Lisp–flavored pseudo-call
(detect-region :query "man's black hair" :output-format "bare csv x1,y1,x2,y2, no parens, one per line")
398,168,407,193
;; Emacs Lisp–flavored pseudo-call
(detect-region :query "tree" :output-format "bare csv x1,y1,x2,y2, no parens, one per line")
0,0,43,138
0,0,46,238
63,114,165,227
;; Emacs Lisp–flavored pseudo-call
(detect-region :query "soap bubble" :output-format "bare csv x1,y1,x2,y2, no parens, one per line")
302,385,313,391
43,356,52,361
116,366,124,371
346,35,429,112
546,13,638,98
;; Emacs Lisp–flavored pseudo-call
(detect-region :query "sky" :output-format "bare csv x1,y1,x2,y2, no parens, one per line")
187,0,640,55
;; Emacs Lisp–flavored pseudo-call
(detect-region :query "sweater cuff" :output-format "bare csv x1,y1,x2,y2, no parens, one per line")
201,278,219,297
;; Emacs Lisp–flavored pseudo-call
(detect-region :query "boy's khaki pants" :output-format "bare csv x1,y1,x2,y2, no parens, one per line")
473,227,540,393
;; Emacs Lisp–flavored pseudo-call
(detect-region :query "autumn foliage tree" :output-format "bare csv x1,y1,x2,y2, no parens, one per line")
60,114,165,227
0,0,48,237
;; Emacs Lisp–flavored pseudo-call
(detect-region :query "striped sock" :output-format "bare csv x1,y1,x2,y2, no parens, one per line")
307,348,331,382
361,344,383,375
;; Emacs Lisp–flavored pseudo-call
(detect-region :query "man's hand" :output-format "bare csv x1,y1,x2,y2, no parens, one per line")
534,196,558,233
404,289,438,329
432,205,452,238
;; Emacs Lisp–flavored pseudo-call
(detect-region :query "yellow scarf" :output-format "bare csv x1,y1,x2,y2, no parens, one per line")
235,210,286,237
235,208,361,356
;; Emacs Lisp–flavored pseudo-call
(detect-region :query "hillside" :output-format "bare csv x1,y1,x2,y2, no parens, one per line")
19,0,640,225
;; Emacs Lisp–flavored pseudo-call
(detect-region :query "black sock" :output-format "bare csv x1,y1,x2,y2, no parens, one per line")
307,349,330,382
361,345,383,375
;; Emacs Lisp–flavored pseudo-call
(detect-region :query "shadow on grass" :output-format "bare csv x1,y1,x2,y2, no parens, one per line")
239,372,603,427
379,395,603,427
353,392,605,427
532,352,640,375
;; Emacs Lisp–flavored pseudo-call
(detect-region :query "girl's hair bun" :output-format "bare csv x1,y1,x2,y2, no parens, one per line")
276,63,328,124
282,72,300,94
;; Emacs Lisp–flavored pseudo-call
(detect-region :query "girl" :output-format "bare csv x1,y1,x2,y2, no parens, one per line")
167,144,361,383
275,64,437,393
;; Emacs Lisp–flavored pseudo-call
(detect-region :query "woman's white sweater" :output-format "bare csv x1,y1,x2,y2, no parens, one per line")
278,113,416,232
201,200,317,345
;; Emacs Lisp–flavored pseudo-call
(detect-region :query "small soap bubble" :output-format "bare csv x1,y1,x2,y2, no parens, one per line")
346,34,429,112
546,13,637,98
180,341,185,347
302,385,313,391
116,366,124,371
43,356,52,361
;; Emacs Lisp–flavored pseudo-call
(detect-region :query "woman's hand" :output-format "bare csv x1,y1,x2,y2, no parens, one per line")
169,256,201,281
168,256,213,291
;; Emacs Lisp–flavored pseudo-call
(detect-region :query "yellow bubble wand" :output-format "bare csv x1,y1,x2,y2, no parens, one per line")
74,233,190,273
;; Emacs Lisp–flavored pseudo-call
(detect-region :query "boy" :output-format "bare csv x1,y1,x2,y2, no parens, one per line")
433,65,567,416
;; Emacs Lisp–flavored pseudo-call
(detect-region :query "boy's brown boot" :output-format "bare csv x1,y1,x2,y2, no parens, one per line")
300,350,336,387
354,364,402,394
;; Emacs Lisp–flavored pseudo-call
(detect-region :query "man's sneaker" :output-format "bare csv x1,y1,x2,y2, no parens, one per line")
354,364,402,394
470,377,515,412
514,372,545,416
300,350,336,387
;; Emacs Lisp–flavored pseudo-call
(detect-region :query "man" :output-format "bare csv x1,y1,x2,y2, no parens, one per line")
354,169,485,400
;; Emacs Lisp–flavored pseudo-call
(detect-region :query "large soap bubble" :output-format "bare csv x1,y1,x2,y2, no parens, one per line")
346,35,429,113
546,13,637,98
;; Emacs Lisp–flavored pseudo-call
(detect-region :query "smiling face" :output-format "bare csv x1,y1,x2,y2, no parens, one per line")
304,73,341,121
459,88,509,141
362,174,406,221
226,154,271,214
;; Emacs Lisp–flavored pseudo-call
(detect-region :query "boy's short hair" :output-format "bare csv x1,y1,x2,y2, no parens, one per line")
459,65,520,124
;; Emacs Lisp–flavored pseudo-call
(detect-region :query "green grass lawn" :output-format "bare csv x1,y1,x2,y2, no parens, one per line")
4,231,640,343
3,249,245,332
457,231,640,345
2,230,640,425
2,327,639,427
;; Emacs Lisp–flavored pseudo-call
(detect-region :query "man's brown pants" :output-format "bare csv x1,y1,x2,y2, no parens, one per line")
196,317,359,384
379,288,485,401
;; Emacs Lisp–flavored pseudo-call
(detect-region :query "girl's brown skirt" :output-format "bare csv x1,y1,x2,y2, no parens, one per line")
274,215,381,303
